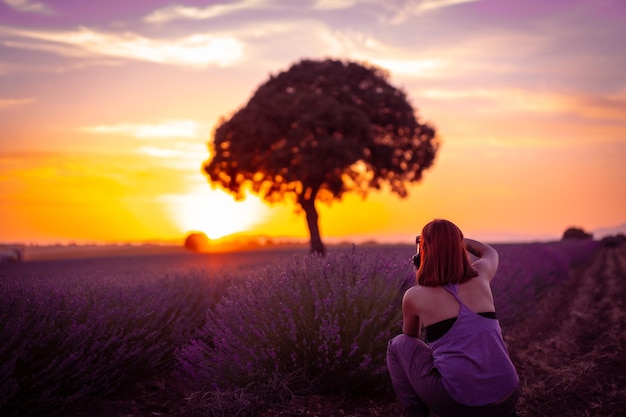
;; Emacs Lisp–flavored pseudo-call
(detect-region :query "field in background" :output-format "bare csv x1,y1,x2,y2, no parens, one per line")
18,244,188,262
1,240,623,417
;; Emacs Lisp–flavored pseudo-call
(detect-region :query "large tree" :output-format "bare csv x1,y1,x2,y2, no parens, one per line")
203,58,438,255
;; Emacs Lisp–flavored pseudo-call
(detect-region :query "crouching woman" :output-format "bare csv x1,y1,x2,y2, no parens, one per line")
387,219,520,417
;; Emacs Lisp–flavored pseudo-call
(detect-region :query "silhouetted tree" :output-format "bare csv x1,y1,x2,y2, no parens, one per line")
203,59,438,255
562,227,593,240
600,234,625,247
184,232,210,252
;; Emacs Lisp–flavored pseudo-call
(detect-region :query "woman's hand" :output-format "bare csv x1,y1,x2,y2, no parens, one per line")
467,251,479,264
463,238,499,281
464,238,481,257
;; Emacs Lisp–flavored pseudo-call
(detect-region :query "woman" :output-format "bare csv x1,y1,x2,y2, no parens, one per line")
387,219,520,417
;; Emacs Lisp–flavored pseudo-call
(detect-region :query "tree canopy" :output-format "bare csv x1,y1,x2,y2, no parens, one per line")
562,227,593,240
203,58,439,254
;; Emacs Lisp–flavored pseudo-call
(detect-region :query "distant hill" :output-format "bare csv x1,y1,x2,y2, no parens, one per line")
592,222,626,238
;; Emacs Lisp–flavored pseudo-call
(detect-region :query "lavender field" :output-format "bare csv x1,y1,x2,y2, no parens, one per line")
0,239,615,417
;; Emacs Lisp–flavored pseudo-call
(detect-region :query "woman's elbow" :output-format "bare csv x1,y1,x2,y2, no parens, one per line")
402,319,421,337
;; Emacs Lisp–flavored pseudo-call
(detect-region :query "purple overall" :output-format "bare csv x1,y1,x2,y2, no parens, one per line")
387,283,520,417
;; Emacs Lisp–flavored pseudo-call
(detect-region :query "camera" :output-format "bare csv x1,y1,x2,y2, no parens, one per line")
412,235,421,268
411,253,420,268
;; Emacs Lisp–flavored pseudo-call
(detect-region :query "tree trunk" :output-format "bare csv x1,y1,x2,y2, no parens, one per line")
298,196,326,256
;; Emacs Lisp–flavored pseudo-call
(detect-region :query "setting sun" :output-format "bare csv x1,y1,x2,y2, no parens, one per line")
161,185,270,240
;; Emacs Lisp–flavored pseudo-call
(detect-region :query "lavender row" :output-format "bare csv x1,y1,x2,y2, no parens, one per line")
0,269,226,417
177,247,415,395
490,240,600,328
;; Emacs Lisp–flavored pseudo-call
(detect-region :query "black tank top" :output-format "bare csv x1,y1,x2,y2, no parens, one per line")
425,311,497,343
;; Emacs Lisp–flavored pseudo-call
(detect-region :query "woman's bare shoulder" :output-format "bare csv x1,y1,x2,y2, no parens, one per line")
405,284,444,305
405,284,433,296
403,285,429,303
403,285,421,299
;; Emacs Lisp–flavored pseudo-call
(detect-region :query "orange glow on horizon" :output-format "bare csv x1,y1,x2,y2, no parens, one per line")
1,130,624,246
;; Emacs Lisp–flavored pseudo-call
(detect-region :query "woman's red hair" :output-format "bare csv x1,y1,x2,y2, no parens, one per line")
416,219,478,287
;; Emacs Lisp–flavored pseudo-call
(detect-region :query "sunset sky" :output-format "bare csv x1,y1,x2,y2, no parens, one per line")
1,0,624,246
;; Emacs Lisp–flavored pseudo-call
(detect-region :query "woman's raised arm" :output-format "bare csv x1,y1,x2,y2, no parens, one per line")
464,238,499,281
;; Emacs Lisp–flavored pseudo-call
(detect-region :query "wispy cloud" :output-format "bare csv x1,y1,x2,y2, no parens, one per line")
0,97,35,110
0,152,124,185
3,0,53,14
136,147,182,158
0,26,244,68
145,0,271,23
370,58,444,77
312,0,367,11
277,26,449,77
416,0,482,13
2,39,89,57
138,142,210,173
571,90,626,122
389,0,482,24
420,87,626,122
81,120,207,139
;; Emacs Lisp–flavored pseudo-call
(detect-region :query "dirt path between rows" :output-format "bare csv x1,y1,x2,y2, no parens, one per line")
507,244,626,417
